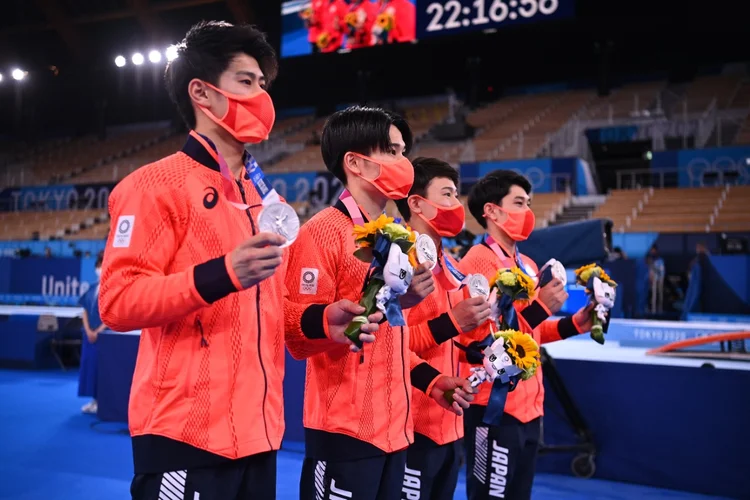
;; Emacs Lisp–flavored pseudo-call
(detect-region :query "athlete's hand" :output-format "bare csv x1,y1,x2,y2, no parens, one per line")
430,376,475,416
572,302,596,333
326,299,381,352
230,232,286,289
537,278,568,314
400,263,435,309
452,296,492,333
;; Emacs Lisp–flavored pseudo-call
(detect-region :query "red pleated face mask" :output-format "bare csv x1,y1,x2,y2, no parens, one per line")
198,82,276,144
350,153,415,200
413,196,465,237
488,205,535,241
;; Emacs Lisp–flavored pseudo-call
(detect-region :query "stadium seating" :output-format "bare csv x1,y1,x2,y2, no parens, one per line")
678,75,743,112
585,81,666,120
712,185,750,232
594,187,729,233
0,210,108,241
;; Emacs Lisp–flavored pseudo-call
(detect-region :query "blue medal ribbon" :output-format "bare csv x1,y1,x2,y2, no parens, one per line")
483,364,524,426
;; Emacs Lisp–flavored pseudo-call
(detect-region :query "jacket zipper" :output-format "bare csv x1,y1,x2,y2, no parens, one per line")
237,179,272,449
401,326,410,443
447,293,460,437
195,317,208,347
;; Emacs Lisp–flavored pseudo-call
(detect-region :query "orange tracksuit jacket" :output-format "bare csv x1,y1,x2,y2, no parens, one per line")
285,200,448,461
407,252,482,447
99,131,320,474
457,241,583,424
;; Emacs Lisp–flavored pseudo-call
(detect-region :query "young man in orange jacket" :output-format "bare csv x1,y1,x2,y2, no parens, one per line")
285,106,475,500
458,169,596,500
394,157,492,500
100,21,380,500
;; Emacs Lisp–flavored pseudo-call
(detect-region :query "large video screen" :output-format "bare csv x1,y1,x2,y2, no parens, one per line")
281,0,417,58
281,0,573,58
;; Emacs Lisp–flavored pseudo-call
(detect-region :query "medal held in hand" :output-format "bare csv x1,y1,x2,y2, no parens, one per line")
258,202,300,249
415,233,438,270
468,274,491,301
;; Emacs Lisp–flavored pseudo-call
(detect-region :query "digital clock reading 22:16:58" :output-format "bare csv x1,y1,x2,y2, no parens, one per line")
416,0,573,38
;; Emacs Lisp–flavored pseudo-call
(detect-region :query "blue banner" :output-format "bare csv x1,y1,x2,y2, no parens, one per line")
416,0,574,40
651,146,750,187
0,183,116,212
585,125,638,144
0,257,96,305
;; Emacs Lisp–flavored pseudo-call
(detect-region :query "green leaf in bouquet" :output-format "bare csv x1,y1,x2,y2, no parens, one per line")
394,239,414,254
353,247,374,263
344,277,386,348
590,325,605,345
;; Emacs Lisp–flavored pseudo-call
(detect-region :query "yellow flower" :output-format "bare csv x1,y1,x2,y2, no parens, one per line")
408,248,419,269
376,12,394,31
503,330,540,371
300,7,313,19
344,11,358,27
316,32,330,49
512,266,536,296
373,213,393,229
498,270,517,287
575,263,617,287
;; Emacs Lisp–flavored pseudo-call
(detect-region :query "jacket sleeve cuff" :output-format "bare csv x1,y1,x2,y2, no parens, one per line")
557,315,581,339
224,254,243,291
301,304,329,340
521,299,552,330
411,362,442,394
427,311,462,345
193,255,237,304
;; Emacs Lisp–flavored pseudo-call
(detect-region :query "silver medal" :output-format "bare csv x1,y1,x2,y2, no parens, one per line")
415,233,438,270
468,274,491,300
258,202,300,248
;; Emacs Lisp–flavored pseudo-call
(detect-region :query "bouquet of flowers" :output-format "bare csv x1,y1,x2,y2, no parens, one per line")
371,12,394,44
446,329,540,425
575,264,618,344
344,215,418,348
490,266,536,330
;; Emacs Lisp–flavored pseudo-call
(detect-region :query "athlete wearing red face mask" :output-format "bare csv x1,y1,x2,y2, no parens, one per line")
102,22,382,500
457,170,597,500
394,157,492,500
286,109,476,500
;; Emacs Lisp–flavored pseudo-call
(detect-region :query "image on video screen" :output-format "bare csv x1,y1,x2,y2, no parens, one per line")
281,0,417,58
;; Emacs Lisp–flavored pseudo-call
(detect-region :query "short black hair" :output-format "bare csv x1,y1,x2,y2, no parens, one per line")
164,21,278,129
95,255,103,268
321,105,413,184
395,157,459,221
467,169,532,229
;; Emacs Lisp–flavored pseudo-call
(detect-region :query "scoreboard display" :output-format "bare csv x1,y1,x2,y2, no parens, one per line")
281,0,573,58
417,0,573,38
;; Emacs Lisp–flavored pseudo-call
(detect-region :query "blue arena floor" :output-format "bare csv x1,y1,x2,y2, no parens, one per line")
0,370,728,500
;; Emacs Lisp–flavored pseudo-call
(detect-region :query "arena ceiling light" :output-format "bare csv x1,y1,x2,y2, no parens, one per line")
131,53,145,66
11,68,27,81
0,73,3,83
148,50,162,64
165,45,179,62
115,55,127,68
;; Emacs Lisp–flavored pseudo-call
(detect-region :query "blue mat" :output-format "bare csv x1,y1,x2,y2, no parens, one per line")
0,370,727,499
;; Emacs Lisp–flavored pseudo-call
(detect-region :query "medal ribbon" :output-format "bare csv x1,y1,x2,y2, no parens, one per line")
433,253,469,293
191,130,281,211
485,235,535,278
339,189,376,226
